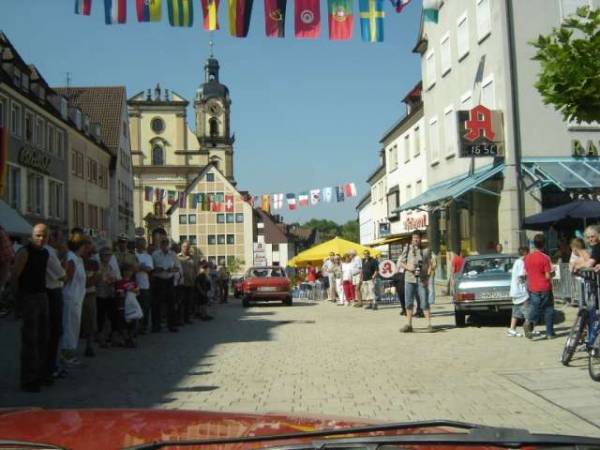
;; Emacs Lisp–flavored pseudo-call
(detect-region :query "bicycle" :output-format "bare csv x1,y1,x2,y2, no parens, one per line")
561,271,591,366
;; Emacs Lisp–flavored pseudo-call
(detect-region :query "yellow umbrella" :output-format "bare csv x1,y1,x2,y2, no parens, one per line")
288,237,380,267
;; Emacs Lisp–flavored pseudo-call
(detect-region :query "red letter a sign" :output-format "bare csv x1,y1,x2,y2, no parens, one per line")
464,105,496,142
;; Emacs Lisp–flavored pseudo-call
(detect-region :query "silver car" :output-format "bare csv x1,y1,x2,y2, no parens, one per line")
453,253,519,327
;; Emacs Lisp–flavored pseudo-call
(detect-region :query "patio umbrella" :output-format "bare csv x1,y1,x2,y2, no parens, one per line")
523,200,600,230
288,237,380,267
0,199,32,236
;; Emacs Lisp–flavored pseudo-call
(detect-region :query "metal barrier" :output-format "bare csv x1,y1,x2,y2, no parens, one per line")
553,263,583,301
293,281,327,301
376,279,402,304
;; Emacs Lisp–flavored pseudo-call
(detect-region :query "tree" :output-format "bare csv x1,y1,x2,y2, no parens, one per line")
226,257,245,275
531,7,600,123
303,219,340,240
339,220,359,243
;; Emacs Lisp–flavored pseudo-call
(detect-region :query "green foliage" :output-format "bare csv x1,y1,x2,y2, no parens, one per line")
302,218,360,243
531,6,600,123
226,257,245,275
339,220,360,243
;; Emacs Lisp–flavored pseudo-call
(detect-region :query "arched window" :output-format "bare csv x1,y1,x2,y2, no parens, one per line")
152,145,164,166
209,118,219,137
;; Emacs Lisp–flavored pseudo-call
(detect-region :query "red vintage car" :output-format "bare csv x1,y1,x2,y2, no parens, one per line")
242,266,292,307
0,409,596,450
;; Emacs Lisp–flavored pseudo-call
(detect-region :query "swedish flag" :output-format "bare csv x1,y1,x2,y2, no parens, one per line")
168,0,193,26
359,0,384,43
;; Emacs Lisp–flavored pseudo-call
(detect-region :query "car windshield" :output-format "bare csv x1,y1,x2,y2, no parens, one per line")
248,268,286,278
462,257,517,276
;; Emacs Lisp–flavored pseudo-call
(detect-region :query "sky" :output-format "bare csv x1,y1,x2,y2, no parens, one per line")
1,0,422,224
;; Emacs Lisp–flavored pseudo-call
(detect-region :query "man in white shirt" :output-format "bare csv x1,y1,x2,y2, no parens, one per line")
45,227,66,380
135,238,153,334
349,250,363,306
322,252,336,302
152,237,179,332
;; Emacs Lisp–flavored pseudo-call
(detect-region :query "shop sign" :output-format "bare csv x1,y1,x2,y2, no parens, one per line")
403,212,428,231
458,105,504,158
253,242,267,267
572,139,600,157
378,259,397,279
18,145,51,174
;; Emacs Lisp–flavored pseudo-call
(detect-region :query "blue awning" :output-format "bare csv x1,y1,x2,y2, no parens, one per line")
394,163,505,213
522,157,600,191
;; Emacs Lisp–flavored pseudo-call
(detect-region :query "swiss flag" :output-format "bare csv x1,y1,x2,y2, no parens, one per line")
295,0,320,38
225,194,234,212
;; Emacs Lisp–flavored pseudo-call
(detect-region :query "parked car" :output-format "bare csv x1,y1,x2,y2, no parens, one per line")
242,266,293,307
452,253,518,327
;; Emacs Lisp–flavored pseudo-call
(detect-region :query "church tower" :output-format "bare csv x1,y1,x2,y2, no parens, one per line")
195,56,234,181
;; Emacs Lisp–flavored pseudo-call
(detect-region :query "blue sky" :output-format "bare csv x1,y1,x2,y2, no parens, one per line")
1,0,422,224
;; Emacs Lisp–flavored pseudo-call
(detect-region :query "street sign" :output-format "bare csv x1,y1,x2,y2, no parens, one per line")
379,259,397,279
458,105,504,158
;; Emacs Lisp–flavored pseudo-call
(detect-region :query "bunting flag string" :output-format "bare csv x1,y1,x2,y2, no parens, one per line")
389,0,410,13
228,0,254,37
264,0,287,38
201,0,220,30
294,0,320,39
359,0,384,43
168,0,194,26
104,0,127,24
136,0,162,22
75,0,93,16
328,0,354,41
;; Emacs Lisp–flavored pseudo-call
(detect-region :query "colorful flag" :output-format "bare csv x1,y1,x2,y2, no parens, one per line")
295,0,320,38
264,0,287,37
144,186,153,201
322,187,333,203
336,185,345,202
136,0,162,21
344,182,358,197
310,189,320,205
0,128,7,196
199,193,209,211
155,188,165,201
389,0,410,12
201,0,220,30
298,192,309,207
104,0,127,24
191,193,199,209
228,0,254,37
75,0,93,15
359,0,384,42
286,193,297,210
225,194,234,212
178,191,186,208
168,0,194,26
261,194,271,213
252,195,260,207
212,193,224,212
272,193,284,209
167,190,177,205
328,0,353,41
423,0,440,23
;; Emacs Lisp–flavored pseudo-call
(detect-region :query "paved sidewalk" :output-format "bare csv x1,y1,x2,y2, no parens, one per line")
1,297,599,437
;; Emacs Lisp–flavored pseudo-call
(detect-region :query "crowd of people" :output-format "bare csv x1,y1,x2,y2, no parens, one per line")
0,224,230,393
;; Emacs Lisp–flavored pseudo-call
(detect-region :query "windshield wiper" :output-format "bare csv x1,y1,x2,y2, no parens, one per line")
0,439,67,449
122,419,600,449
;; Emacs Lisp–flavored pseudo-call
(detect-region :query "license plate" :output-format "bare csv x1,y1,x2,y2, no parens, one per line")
258,287,277,292
479,291,503,299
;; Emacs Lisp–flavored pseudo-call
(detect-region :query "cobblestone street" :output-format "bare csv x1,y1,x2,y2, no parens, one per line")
2,296,600,437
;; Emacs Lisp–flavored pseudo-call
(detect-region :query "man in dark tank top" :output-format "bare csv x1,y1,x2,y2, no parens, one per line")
11,223,50,392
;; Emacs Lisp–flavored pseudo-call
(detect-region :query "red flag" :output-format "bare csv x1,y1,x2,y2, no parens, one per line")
295,0,320,38
225,194,234,212
328,0,353,41
264,0,287,37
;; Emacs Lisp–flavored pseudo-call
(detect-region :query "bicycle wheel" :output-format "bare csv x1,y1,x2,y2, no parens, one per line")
589,329,600,382
561,311,587,366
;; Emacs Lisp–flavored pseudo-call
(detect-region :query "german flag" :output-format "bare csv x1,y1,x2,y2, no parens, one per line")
167,0,193,26
228,0,254,37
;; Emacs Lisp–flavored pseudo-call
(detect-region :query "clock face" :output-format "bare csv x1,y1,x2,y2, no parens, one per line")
207,102,222,116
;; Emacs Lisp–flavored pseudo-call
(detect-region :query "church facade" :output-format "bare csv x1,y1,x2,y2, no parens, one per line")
128,57,253,271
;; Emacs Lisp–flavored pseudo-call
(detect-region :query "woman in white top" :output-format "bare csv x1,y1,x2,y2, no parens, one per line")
60,235,90,364
508,247,530,337
341,254,355,306
569,237,589,273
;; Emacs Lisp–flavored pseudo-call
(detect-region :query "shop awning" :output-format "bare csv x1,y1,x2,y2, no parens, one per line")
0,200,32,236
522,157,600,191
367,234,407,247
394,163,505,213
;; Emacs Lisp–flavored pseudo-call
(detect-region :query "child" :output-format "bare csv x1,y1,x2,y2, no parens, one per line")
508,246,529,337
116,263,140,348
569,237,590,272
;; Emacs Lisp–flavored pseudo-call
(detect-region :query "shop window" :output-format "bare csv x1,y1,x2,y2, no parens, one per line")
457,12,469,60
217,234,225,245
476,0,491,42
235,213,244,223
226,234,235,244
179,215,188,225
208,235,216,245
152,145,164,166
188,214,197,224
10,102,22,137
226,213,234,223
217,214,225,224
7,165,21,210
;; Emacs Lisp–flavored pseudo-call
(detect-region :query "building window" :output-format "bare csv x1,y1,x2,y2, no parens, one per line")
180,235,188,243
217,234,225,245
0,96,6,127
414,126,421,157
98,165,107,189
188,214,197,224
209,117,219,137
48,181,63,219
206,173,215,182
208,235,216,245
72,151,84,178
216,214,225,224
416,180,423,196
189,235,197,245
151,117,165,134
47,125,55,154
235,213,244,223
87,158,98,183
208,256,217,264
388,145,398,171
35,118,45,149
152,145,164,166
429,117,440,163
227,234,235,245
560,0,589,20
56,131,64,159
27,172,44,216
387,191,399,216
88,204,98,230
406,184,412,201
24,110,34,142
444,105,457,157
481,76,495,109
218,256,226,266
440,33,452,76
460,91,473,109
7,165,21,210
226,213,234,223
404,134,411,163
476,0,491,42
10,103,21,137
425,50,436,89
457,12,470,60
99,208,107,231
179,214,188,225
13,68,21,87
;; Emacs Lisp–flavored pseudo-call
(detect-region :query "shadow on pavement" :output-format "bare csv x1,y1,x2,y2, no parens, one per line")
0,298,297,409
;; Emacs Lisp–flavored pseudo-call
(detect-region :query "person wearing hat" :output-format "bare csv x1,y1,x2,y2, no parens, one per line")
114,234,138,270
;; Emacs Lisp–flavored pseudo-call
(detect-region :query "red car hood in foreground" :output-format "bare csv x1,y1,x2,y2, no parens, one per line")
0,409,595,450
